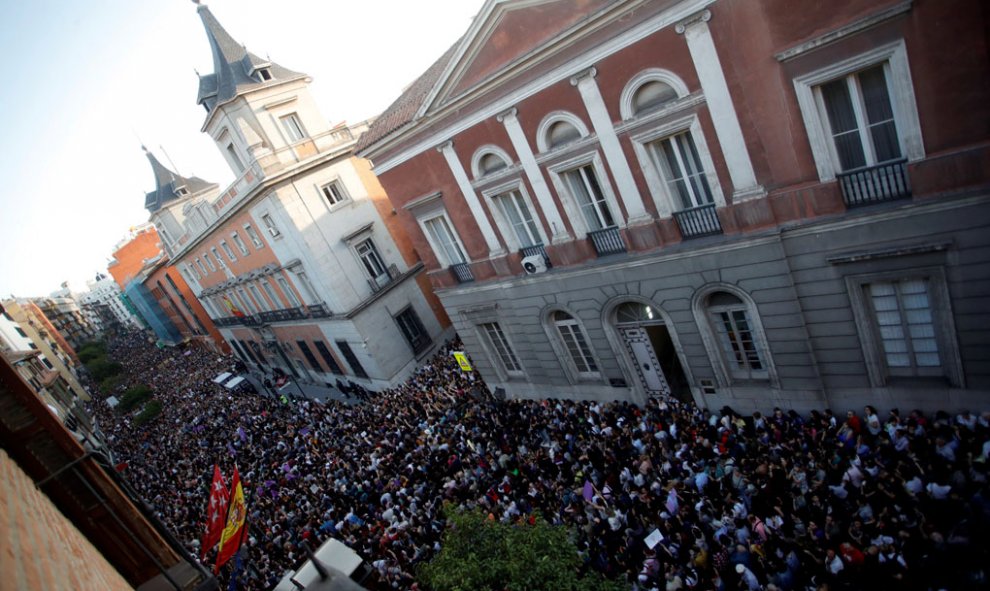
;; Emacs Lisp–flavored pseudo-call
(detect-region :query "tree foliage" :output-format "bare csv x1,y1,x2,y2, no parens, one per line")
77,341,106,364
133,400,163,426
117,385,153,413
417,507,624,591
85,356,123,382
99,374,126,394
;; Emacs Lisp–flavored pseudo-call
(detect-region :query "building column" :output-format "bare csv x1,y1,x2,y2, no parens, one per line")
437,141,505,257
496,107,571,243
677,9,764,200
571,67,652,225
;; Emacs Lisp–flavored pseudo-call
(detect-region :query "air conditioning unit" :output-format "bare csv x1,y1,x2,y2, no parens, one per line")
522,254,548,275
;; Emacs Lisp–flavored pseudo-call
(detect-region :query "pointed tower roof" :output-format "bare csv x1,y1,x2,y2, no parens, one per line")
143,147,215,214
194,2,305,116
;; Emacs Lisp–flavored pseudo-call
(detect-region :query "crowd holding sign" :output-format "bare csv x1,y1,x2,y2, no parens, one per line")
87,330,990,590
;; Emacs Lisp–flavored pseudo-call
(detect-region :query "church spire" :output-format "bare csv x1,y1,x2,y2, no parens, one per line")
194,3,304,115
143,148,215,214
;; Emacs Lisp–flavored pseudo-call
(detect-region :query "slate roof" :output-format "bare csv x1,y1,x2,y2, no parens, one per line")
355,38,463,153
195,4,306,115
143,149,216,214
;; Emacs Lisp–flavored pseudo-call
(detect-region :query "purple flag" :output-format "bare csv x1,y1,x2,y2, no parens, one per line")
582,480,594,502
299,427,311,436
665,489,679,514
227,442,237,456
237,426,247,442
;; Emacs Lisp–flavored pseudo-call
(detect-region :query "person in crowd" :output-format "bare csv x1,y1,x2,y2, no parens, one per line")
84,329,990,591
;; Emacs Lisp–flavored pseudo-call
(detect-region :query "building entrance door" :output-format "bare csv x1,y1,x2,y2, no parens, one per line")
615,302,691,402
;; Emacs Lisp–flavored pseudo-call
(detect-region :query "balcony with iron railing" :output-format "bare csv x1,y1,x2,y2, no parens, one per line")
367,264,402,294
450,262,475,283
837,158,911,207
674,203,723,239
588,226,626,256
520,243,551,267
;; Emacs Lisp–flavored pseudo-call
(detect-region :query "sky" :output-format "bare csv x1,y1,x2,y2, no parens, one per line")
0,0,483,298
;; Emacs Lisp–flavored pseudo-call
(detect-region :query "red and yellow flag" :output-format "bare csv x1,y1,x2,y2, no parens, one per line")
223,296,245,318
201,465,229,560
214,466,247,572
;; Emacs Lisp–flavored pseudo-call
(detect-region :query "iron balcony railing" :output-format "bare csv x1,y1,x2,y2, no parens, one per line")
450,262,475,283
674,203,723,238
837,158,911,207
306,303,333,318
367,263,401,294
258,307,307,323
520,243,551,267
588,226,626,256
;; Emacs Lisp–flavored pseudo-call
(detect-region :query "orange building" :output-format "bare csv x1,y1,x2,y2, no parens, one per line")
107,224,162,289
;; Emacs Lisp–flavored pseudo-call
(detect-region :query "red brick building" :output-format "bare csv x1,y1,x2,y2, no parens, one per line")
358,0,990,412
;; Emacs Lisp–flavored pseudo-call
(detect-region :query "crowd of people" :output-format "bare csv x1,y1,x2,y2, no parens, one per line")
86,330,990,590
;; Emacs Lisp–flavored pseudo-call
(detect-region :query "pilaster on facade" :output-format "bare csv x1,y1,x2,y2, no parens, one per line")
676,9,764,201
570,67,652,225
496,107,571,243
436,141,505,257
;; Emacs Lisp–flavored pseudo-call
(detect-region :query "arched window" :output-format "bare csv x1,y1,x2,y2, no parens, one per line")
615,302,660,324
547,121,582,149
478,152,508,176
632,81,678,115
699,290,771,382
552,310,599,378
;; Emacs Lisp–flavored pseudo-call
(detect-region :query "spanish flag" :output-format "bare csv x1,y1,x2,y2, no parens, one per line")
223,296,245,318
214,466,247,572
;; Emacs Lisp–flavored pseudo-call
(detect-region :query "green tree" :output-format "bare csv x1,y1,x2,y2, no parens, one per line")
85,357,123,382
133,400,163,426
99,374,126,394
117,385,153,413
417,507,624,591
77,341,106,364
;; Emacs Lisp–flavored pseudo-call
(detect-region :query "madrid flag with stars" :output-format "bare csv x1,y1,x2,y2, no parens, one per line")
215,466,248,572
201,465,229,560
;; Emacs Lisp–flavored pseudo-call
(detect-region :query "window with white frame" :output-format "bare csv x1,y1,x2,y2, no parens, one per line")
293,270,319,304
280,113,307,143
492,190,542,248
792,41,924,181
261,280,280,309
320,180,348,206
845,269,962,387
480,322,522,375
705,291,769,381
221,240,237,262
249,284,270,312
211,247,227,268
231,231,250,256
354,238,390,287
563,164,615,231
648,131,714,210
547,121,582,150
244,223,264,248
422,214,467,266
219,131,244,172
261,213,281,238
236,288,256,314
202,252,216,272
277,276,302,308
552,310,599,378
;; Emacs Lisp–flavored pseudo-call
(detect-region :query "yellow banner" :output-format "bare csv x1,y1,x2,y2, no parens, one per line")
453,351,472,372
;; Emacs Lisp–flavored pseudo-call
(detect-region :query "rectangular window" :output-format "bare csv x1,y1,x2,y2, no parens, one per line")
314,340,344,375
280,113,307,143
554,313,599,377
211,248,226,268
481,322,522,374
15,326,27,338
394,307,432,354
231,232,250,256
423,215,466,266
249,284,270,312
494,190,541,248
321,180,348,205
712,308,765,375
336,340,368,378
294,271,318,303
565,165,614,230
226,143,244,172
277,276,302,308
244,224,264,248
261,214,281,238
649,131,713,209
817,64,901,172
355,238,390,286
221,241,237,262
202,253,216,272
236,289,256,314
868,279,940,375
247,340,267,365
296,341,322,372
261,281,280,309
